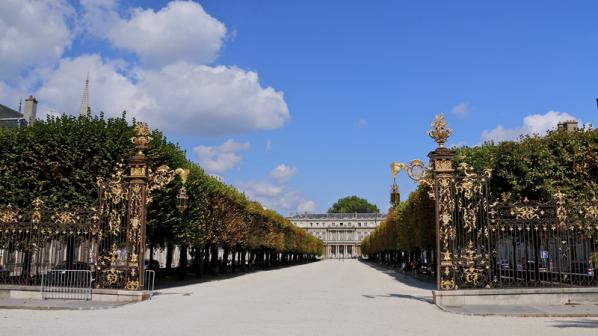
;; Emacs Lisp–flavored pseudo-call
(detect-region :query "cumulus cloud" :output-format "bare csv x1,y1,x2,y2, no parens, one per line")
237,163,315,214
297,200,316,213
268,164,298,183
33,55,289,135
451,103,469,116
0,0,74,81
84,0,227,67
481,111,578,142
35,55,154,119
240,180,316,215
193,139,250,173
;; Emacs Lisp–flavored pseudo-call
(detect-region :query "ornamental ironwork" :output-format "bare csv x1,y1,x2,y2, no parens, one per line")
392,115,598,290
0,122,186,290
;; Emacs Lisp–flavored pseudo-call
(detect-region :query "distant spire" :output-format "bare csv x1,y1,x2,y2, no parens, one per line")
18,99,22,113
79,73,90,118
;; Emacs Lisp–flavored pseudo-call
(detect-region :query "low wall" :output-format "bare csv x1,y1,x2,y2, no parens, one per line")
433,287,598,306
0,285,150,302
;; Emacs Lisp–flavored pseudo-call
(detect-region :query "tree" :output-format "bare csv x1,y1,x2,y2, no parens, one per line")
327,195,379,213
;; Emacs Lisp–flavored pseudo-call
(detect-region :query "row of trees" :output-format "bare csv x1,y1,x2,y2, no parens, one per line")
0,115,324,275
360,186,434,267
362,127,597,268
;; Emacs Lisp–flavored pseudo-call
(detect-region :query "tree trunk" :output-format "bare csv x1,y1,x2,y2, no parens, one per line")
166,242,174,270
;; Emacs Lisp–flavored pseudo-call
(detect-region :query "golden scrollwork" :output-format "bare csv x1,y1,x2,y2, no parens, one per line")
435,160,453,172
428,114,452,148
554,191,568,228
512,204,541,220
52,205,78,225
461,240,486,286
0,205,19,223
31,197,43,225
584,205,598,219
108,209,121,236
130,166,146,177
126,280,139,290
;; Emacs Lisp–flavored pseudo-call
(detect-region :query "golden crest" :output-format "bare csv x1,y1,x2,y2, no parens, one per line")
428,114,452,148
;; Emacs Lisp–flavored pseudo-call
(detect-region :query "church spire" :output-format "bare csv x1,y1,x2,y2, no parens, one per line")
79,73,90,118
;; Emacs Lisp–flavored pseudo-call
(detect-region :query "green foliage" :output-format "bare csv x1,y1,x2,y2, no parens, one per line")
0,116,323,256
361,185,434,255
327,195,379,214
454,129,598,201
363,128,597,257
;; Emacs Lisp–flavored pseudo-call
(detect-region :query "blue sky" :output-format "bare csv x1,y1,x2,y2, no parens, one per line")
1,1,597,215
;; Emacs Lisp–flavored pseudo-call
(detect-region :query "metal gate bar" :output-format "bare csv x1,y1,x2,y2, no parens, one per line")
41,270,92,300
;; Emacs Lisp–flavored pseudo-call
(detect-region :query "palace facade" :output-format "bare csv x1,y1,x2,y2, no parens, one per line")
288,213,385,258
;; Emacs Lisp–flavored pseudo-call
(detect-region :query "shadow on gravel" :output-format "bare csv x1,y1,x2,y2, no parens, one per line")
154,262,318,290
550,320,598,329
360,260,436,291
362,293,433,304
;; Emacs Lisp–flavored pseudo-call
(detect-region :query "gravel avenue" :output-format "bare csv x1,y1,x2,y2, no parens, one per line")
2,259,596,336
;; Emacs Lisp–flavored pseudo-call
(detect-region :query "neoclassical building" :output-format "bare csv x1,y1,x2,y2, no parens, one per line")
288,213,385,258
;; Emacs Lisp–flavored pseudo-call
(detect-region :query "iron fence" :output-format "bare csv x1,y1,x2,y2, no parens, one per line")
41,269,93,300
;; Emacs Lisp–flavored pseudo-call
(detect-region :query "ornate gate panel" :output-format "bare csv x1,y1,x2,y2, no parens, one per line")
0,122,180,290
425,114,598,290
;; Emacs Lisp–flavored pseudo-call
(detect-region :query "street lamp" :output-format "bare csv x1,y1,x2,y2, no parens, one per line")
175,168,190,212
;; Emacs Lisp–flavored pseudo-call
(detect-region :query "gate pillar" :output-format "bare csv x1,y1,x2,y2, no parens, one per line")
125,122,152,290
427,114,457,290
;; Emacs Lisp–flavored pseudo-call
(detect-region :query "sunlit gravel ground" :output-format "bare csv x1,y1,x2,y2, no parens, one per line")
2,259,597,335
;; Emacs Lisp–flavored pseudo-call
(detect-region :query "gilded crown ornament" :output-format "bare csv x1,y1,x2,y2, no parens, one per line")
428,114,452,148
131,122,152,155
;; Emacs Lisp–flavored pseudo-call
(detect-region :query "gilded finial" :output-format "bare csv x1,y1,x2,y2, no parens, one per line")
428,114,452,148
131,122,152,155
390,161,405,178
175,168,190,184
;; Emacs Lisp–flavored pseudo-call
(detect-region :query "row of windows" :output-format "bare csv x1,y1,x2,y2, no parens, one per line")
309,230,371,241
295,221,376,228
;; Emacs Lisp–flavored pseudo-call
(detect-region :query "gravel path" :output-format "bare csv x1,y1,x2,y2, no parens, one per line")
2,259,597,335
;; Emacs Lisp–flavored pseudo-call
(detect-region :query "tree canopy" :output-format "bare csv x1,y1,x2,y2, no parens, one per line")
0,114,324,259
327,195,379,214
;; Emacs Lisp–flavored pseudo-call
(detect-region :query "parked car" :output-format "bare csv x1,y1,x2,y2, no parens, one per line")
144,259,160,270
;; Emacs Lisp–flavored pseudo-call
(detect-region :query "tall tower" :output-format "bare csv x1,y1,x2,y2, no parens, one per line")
390,179,400,207
79,73,90,118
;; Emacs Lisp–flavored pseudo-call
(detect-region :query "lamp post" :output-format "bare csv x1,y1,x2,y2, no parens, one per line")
175,168,190,212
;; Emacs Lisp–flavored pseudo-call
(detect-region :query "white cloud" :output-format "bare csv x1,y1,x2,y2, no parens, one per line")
268,164,298,183
238,164,315,214
33,55,290,135
136,63,289,135
451,103,469,116
265,140,272,153
0,0,74,81
481,111,578,142
82,0,226,67
35,54,154,119
239,180,283,198
193,139,250,173
240,181,317,215
297,200,316,213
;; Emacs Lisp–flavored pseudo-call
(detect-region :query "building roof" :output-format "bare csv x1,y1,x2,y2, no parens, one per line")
288,213,386,220
0,103,22,119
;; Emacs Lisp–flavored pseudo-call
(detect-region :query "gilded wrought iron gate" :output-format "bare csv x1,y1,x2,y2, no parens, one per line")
424,114,598,290
0,122,181,290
